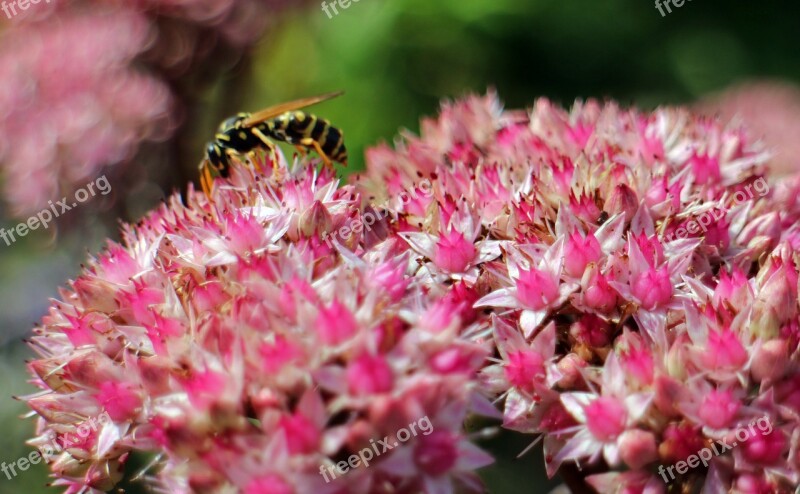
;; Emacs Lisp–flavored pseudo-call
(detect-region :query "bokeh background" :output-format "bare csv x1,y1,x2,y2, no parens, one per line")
1,0,799,492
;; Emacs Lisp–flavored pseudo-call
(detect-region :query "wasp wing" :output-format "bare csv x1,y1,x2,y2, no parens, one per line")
242,91,344,127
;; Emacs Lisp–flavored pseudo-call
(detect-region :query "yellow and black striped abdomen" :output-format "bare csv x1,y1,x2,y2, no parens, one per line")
264,111,347,165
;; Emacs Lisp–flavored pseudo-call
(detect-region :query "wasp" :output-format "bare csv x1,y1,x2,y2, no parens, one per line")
199,91,348,196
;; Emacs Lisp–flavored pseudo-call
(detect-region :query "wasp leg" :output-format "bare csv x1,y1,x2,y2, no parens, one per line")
294,145,308,158
250,127,279,172
298,137,333,170
200,161,215,198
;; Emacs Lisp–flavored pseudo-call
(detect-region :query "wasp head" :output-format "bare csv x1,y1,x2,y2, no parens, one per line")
217,113,249,133
205,142,229,174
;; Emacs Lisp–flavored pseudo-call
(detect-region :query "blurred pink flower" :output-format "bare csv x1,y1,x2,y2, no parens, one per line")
0,9,172,214
0,0,300,215
698,81,800,177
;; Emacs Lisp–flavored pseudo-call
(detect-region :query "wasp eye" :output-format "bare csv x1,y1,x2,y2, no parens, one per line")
206,142,221,164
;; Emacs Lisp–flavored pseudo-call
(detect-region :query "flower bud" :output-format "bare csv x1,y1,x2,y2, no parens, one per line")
585,396,627,442
751,339,789,382
630,266,672,309
433,229,477,273
347,354,394,395
298,200,333,238
570,313,611,348
516,268,560,310
555,353,587,388
741,427,785,466
698,388,740,429
701,329,748,371
658,422,704,464
604,184,638,223
618,429,658,469
564,231,602,278
580,267,618,313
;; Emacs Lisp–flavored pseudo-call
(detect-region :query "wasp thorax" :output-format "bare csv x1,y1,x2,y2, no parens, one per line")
217,114,248,133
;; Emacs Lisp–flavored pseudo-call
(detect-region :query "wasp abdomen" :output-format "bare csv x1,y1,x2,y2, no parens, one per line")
268,111,347,164
322,125,347,163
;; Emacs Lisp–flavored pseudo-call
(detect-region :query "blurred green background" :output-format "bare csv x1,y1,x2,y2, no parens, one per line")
1,0,799,492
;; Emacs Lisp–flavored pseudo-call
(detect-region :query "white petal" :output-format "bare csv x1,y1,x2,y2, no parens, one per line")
667,240,702,280
603,441,620,467
557,282,580,300
553,428,602,465
633,310,668,349
682,300,707,345
492,314,527,357
554,208,584,239
312,366,347,394
424,475,454,494
477,240,503,262
469,392,503,420
631,203,655,236
559,392,594,423
609,280,635,303
377,445,416,477
503,390,535,431
475,288,521,309
204,250,237,266
624,392,654,421
601,352,627,397
456,441,495,470
520,310,547,338
533,321,557,359
238,205,280,220
96,421,126,457
398,231,437,258
626,235,650,275
682,274,714,302
595,213,626,254
541,236,565,276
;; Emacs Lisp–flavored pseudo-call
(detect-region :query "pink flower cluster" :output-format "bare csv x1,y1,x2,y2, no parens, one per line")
24,154,493,493
24,92,800,493
360,93,800,493
0,0,296,215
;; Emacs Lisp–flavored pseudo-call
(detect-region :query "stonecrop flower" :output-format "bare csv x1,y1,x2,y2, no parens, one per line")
23,152,493,493
24,91,800,493
360,92,800,493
